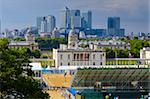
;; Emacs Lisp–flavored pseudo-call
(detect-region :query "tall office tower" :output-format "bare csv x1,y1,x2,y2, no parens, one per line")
70,10,80,16
40,18,47,33
46,15,56,32
81,11,92,30
60,7,82,29
107,17,124,37
60,7,70,29
71,16,81,29
37,15,56,34
70,10,81,29
37,17,45,34
108,17,120,29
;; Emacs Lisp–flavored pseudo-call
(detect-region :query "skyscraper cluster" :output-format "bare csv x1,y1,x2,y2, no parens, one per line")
60,7,92,30
37,15,55,34
35,8,125,38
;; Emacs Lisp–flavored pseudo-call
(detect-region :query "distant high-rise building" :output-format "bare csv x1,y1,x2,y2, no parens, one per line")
107,17,124,37
46,15,56,32
70,10,80,16
40,17,47,33
108,17,120,29
71,16,81,29
81,11,92,30
60,7,82,29
37,17,45,34
60,7,70,29
37,15,56,34
51,28,60,38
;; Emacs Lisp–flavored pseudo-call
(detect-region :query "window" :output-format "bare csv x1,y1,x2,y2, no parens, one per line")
74,54,76,60
93,54,95,59
100,54,102,59
93,62,95,65
100,62,102,65
68,54,70,59
60,54,63,59
81,54,83,60
60,62,63,66
68,62,70,66
77,54,79,60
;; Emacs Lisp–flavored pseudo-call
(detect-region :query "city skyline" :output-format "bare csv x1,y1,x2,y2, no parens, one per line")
0,0,149,34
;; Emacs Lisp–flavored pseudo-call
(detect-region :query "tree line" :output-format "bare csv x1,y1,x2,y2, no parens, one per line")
0,38,49,98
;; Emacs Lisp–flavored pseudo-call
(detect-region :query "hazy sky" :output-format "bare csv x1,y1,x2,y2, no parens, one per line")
0,0,149,34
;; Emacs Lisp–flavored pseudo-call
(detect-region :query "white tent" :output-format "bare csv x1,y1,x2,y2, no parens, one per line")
30,62,42,71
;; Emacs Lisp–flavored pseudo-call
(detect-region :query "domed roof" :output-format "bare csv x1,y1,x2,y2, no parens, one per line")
69,29,77,37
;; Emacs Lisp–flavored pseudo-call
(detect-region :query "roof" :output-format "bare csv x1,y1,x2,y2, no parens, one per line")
58,66,79,70
30,62,42,71
42,74,73,88
79,40,130,46
55,48,104,52
9,41,30,46
71,68,150,92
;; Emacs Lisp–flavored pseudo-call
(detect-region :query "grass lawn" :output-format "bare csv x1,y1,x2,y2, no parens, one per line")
106,60,137,65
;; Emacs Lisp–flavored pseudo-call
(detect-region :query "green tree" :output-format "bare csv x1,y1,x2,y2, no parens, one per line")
0,38,49,98
105,48,115,58
32,49,41,58
35,38,67,51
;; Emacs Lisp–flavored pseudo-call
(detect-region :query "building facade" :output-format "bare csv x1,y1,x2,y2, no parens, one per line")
53,28,106,68
81,11,92,30
60,7,92,30
53,49,106,68
107,17,125,37
37,15,56,34
60,7,71,29
79,40,130,50
9,33,39,51
140,47,150,64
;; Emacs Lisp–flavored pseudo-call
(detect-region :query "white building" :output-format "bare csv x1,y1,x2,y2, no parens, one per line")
140,47,150,64
79,40,130,50
53,49,106,68
9,33,39,51
53,28,106,68
51,27,60,38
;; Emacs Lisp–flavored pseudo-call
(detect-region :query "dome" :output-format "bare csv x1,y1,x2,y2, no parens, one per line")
68,29,77,37
68,29,78,49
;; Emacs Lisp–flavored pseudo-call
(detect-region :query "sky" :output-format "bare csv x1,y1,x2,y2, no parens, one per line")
0,0,150,35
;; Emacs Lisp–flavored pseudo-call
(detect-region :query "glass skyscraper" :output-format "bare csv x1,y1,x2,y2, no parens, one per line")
60,7,70,29
37,15,55,34
60,7,88,29
107,17,124,37
81,11,92,30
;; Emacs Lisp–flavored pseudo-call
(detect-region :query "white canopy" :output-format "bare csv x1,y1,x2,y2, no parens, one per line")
58,66,78,70
30,62,42,71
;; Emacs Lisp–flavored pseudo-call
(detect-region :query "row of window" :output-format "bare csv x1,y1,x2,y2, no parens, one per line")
60,54,104,60
60,62,103,66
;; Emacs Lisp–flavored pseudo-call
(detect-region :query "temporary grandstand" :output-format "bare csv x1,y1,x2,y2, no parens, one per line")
71,66,150,99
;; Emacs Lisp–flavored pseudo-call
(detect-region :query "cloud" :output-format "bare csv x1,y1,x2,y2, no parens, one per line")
70,0,148,16
1,0,149,33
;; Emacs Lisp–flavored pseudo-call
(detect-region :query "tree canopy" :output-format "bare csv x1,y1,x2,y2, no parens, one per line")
0,38,49,98
35,38,67,51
